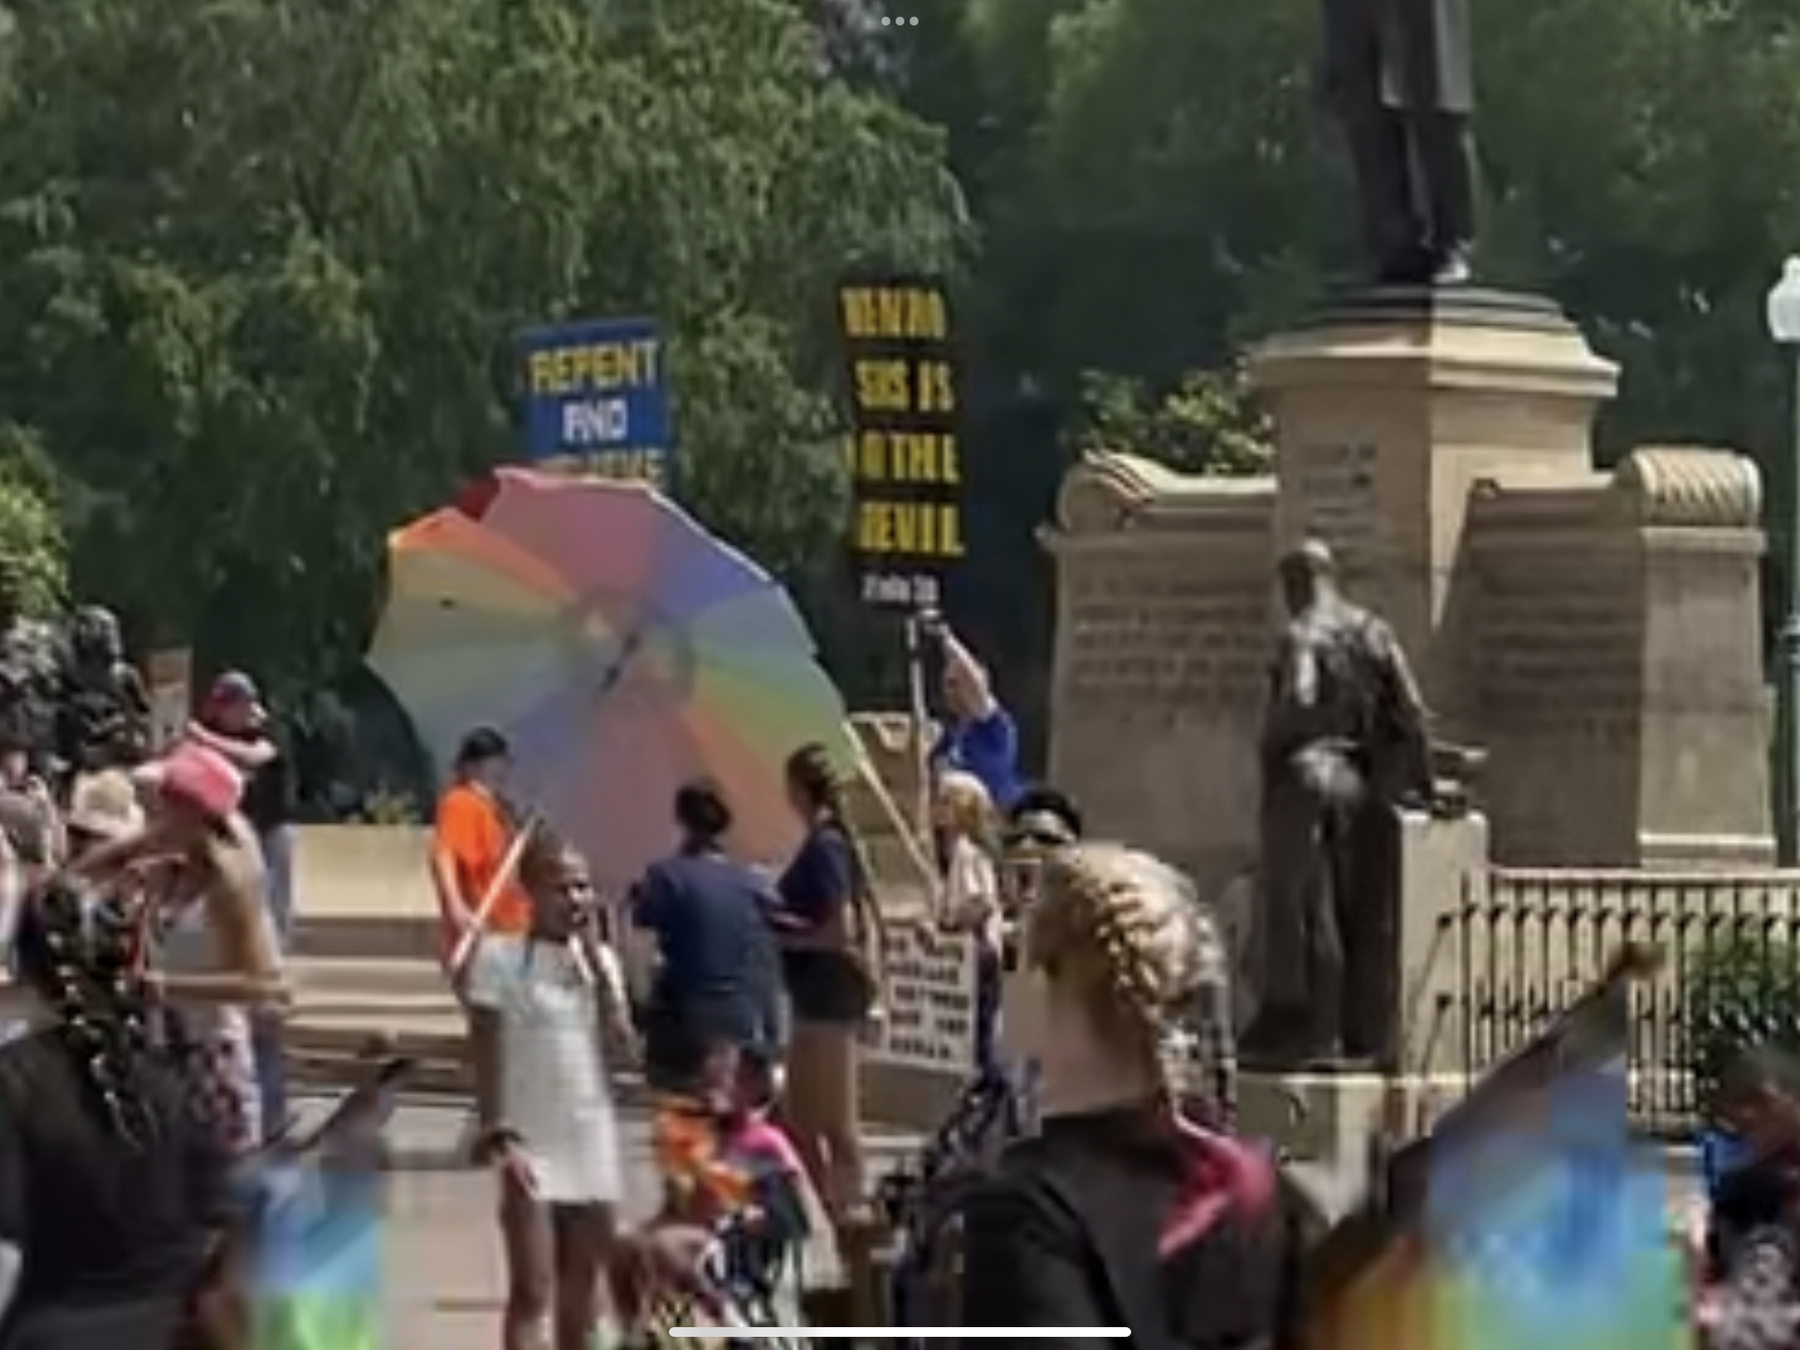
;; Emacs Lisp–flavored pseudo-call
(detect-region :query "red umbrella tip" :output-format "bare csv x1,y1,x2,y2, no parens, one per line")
453,473,502,522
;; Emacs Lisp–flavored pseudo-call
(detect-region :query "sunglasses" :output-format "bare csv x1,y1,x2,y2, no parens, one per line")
1004,828,1074,850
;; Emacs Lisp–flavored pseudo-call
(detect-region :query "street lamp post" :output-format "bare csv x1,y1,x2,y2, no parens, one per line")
1765,258,1800,864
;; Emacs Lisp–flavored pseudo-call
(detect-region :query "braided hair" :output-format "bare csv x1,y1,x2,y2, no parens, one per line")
784,743,888,981
13,877,160,1145
1025,845,1215,1074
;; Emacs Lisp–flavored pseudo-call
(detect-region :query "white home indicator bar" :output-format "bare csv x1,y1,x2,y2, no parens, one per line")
669,1330,1131,1340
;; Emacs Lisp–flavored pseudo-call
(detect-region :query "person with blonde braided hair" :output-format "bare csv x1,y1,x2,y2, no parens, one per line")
960,844,1306,1346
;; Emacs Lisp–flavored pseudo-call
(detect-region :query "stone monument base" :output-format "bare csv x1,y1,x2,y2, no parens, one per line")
1240,1068,1468,1166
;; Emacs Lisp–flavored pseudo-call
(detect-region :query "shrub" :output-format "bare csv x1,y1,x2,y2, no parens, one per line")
1684,932,1800,1107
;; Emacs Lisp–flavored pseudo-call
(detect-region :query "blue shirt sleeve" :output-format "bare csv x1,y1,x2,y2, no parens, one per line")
963,705,1017,764
631,862,670,932
778,830,854,925
957,704,1020,805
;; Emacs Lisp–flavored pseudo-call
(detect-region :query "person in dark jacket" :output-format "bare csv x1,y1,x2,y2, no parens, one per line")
959,844,1304,1348
0,879,230,1350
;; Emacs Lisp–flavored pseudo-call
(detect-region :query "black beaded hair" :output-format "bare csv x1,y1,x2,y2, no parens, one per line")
13,879,158,1145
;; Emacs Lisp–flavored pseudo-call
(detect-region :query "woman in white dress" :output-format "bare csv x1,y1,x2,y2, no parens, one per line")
473,823,634,1350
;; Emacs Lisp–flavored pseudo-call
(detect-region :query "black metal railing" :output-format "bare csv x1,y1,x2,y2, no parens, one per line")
1450,868,1800,1137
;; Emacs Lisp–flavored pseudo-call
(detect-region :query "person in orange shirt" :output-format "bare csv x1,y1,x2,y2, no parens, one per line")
430,727,530,1160
431,727,530,954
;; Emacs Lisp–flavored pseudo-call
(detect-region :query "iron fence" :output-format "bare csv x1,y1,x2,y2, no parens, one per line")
1450,868,1800,1137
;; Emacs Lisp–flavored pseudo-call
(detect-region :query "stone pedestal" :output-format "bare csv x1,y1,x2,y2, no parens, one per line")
1238,1070,1463,1218
1248,288,1618,736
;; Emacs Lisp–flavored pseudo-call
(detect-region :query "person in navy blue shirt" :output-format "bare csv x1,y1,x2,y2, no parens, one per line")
630,780,782,1094
768,743,883,1230
925,617,1021,811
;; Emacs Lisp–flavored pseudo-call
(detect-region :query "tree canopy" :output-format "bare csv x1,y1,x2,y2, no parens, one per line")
0,0,960,698
3,0,1799,780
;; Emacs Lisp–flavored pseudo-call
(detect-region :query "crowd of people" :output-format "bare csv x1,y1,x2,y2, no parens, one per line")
420,615,1800,1350
419,617,1284,1346
0,662,302,1350
0,611,1792,1350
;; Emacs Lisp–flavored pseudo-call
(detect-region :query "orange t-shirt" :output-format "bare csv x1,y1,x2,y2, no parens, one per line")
432,783,531,944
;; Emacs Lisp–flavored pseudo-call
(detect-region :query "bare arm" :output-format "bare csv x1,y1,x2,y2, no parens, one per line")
941,627,997,717
193,828,289,1005
153,968,289,1007
185,722,277,770
429,845,475,935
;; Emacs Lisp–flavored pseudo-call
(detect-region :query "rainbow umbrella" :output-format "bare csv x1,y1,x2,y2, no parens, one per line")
368,467,855,895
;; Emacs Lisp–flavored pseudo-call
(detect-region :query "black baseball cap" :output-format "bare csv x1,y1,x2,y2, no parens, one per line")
1005,784,1083,846
454,726,510,769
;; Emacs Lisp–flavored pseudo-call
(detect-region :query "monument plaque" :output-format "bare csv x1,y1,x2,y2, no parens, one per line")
1290,440,1382,573
1476,568,1641,740
1064,560,1266,711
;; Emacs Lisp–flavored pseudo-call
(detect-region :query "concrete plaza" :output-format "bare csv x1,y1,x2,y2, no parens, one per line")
315,1096,921,1349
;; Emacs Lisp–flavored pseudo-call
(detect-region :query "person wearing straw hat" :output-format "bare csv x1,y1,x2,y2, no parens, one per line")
63,768,144,860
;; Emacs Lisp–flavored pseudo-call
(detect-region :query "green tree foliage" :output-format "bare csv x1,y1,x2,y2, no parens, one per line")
887,0,1800,742
1073,366,1273,476
9,0,1800,772
0,468,68,617
0,0,961,696
950,0,1800,459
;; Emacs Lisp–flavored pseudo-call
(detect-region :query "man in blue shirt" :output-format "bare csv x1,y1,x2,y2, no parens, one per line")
926,618,1021,810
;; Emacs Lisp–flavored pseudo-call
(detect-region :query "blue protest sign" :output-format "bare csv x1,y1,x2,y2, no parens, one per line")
516,317,671,487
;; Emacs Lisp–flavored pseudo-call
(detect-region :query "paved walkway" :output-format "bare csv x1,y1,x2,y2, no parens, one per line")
304,1095,1703,1346
289,1095,921,1348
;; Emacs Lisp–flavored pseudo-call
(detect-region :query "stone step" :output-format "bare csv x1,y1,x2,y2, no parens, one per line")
289,955,450,998
286,879,936,962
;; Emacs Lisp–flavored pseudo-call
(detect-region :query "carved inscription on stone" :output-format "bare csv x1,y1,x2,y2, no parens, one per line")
1288,442,1380,569
1063,558,1266,710
1475,563,1641,737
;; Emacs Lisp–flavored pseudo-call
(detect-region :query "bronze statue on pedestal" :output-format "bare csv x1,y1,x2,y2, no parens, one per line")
1322,0,1477,286
1241,542,1433,1067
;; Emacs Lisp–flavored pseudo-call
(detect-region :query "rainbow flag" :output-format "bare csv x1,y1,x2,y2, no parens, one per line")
249,1158,384,1350
1306,952,1689,1350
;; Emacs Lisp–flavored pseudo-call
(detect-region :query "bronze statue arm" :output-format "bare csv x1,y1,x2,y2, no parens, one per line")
1383,636,1435,799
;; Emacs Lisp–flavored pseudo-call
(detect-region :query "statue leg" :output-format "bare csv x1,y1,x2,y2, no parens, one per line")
1312,809,1354,1062
1336,98,1432,285
1243,786,1337,1064
1417,113,1476,281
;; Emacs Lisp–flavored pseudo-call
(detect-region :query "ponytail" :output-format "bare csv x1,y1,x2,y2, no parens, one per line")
784,744,889,990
